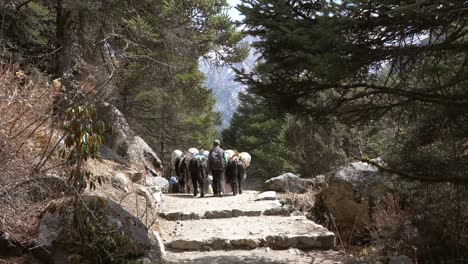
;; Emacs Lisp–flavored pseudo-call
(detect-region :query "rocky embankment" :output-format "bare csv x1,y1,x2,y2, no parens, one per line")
0,102,168,263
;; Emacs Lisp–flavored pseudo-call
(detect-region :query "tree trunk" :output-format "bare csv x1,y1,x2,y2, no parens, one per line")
55,0,74,81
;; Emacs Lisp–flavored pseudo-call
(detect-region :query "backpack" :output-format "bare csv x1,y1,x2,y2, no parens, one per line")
210,148,224,170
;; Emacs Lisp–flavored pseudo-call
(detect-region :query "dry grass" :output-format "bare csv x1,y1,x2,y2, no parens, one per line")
280,191,317,216
0,61,63,245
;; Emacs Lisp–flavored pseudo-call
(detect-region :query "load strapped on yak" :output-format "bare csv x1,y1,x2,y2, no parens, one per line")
184,147,199,166
225,150,251,168
239,152,251,167
193,149,208,159
171,149,183,164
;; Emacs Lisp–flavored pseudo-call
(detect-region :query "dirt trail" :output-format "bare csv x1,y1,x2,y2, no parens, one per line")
158,191,345,263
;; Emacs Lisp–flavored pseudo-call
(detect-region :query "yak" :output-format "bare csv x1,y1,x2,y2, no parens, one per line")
225,156,246,196
189,154,209,197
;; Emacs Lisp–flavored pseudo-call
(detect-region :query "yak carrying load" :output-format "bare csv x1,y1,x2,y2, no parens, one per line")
171,148,251,197
225,150,251,196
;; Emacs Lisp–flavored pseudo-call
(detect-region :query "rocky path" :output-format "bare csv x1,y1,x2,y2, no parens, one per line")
158,191,346,264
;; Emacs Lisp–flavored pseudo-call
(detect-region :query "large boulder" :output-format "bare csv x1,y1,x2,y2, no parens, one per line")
264,173,313,193
136,186,165,209
146,176,169,192
97,102,162,174
313,161,390,243
34,196,160,263
97,102,134,157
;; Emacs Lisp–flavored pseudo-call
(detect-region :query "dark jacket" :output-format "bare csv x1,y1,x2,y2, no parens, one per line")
208,146,225,171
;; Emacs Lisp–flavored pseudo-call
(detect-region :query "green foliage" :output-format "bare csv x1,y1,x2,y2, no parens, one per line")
222,92,294,181
284,115,347,177
237,0,468,184
0,2,54,59
57,106,138,263
49,197,135,264
60,105,106,193
1,0,248,170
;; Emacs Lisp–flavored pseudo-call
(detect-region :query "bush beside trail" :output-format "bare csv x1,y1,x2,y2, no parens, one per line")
278,162,468,263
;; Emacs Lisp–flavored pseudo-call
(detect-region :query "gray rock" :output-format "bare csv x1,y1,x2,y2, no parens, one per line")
146,176,169,192
264,173,313,193
160,212,201,221
314,160,389,243
263,207,290,216
151,230,166,258
97,103,162,173
210,238,230,250
151,189,165,209
255,191,279,201
389,255,414,264
136,186,156,208
112,172,129,191
99,145,126,163
265,233,335,250
204,210,233,219
231,209,262,217
128,136,163,174
169,240,203,250
34,196,152,263
230,238,260,249
97,102,134,158
232,209,243,217
265,235,296,249
242,210,263,217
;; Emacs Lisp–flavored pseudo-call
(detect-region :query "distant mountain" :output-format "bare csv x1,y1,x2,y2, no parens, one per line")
200,36,260,129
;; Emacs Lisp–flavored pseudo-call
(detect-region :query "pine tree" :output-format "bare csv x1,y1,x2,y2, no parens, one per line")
237,0,468,184
222,92,294,181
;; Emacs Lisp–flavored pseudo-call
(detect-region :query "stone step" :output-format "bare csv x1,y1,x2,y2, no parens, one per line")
159,191,288,221
164,248,346,264
160,215,335,251
159,207,290,221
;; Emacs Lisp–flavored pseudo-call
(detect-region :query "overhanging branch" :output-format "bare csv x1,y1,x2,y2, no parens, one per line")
357,157,468,185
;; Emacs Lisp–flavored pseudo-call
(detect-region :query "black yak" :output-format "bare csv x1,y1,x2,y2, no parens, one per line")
189,154,209,197
225,157,246,196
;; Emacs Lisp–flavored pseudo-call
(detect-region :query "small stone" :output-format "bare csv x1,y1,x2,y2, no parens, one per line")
255,191,279,201
232,209,243,217
263,207,290,216
204,210,233,219
170,240,203,250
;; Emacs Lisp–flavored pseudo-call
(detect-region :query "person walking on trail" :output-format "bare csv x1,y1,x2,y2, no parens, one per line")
208,139,226,197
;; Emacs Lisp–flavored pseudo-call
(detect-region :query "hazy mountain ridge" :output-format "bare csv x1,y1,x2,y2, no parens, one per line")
200,36,259,129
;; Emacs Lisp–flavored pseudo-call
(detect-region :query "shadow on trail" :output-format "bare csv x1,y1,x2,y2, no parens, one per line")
166,193,237,199
166,255,331,264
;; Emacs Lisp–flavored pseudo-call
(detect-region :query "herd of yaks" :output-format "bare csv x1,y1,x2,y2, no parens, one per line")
171,148,251,197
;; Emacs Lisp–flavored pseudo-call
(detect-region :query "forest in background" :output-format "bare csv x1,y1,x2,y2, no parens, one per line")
221,0,468,262
0,0,248,170
0,0,467,263
0,1,247,262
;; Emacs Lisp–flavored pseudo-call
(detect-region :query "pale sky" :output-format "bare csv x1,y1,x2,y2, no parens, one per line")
227,0,243,22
